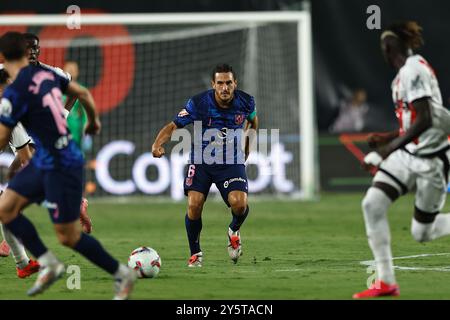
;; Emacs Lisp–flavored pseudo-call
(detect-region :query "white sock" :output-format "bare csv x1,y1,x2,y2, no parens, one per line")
362,187,396,285
0,223,29,269
37,251,59,267
114,264,129,279
411,213,450,242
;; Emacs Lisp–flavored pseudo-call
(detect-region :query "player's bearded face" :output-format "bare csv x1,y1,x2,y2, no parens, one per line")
27,40,40,64
212,72,236,103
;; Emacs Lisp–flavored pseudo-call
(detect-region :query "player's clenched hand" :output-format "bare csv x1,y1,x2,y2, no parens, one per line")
85,117,101,135
361,151,383,174
152,145,165,158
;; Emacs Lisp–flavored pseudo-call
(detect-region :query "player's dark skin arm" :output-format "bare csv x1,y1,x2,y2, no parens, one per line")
64,95,77,112
65,81,101,135
152,121,178,157
367,131,399,149
7,144,34,180
0,124,12,151
378,97,432,159
244,115,258,161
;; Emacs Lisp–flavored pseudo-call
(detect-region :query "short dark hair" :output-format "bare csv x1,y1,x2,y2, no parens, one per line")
211,64,236,81
23,32,40,44
385,21,424,50
0,68,9,85
0,32,28,61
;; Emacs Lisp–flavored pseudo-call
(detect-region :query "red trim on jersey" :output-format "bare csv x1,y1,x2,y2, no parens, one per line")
419,58,436,76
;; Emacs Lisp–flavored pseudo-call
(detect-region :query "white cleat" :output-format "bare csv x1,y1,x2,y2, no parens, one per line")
227,228,242,264
113,266,137,300
27,262,65,296
188,252,203,268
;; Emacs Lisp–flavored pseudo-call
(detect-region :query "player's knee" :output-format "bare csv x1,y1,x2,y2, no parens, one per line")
0,202,19,224
188,202,203,219
230,202,247,215
411,207,437,243
56,231,81,248
228,193,247,215
411,220,432,243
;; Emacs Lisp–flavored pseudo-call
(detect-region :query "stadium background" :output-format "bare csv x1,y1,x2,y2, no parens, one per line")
1,0,449,196
2,0,450,302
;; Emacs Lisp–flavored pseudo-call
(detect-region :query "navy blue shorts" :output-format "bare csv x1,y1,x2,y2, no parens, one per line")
184,164,248,207
8,162,83,224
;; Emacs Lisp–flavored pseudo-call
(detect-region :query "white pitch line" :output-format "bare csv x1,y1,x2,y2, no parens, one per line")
274,269,303,272
360,252,450,272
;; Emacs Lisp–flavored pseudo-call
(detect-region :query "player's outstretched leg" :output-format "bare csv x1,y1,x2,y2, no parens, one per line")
227,191,249,264
185,191,205,267
185,214,203,267
353,186,399,299
410,209,450,242
55,223,136,300
3,213,64,295
0,223,40,278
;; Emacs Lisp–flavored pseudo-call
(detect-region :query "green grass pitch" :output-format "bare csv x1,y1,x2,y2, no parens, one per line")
1,193,450,300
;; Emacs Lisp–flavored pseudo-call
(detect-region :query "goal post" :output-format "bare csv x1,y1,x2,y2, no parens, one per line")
0,11,318,200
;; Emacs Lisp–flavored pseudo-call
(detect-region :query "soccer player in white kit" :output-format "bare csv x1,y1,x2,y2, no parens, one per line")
353,21,450,298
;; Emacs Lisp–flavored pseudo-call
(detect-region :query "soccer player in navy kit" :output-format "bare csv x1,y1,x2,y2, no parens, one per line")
0,32,135,299
152,64,258,267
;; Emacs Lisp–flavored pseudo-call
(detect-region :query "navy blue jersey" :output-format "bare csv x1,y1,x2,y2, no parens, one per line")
0,65,84,169
173,89,256,164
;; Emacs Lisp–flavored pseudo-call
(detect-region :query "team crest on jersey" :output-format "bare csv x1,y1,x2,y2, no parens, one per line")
235,114,245,125
178,108,189,117
185,177,193,186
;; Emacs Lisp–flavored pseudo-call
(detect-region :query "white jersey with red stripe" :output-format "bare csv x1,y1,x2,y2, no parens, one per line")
9,122,32,156
391,54,450,155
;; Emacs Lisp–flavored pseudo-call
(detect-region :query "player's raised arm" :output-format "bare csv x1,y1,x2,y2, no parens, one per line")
152,121,178,158
65,81,101,135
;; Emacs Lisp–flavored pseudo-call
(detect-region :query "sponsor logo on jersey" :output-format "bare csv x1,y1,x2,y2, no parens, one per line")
411,75,424,91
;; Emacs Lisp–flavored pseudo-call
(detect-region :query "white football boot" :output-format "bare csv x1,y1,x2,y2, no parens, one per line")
27,261,65,296
188,252,203,267
113,265,137,300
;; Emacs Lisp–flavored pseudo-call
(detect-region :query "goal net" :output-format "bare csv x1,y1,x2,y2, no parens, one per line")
0,12,317,200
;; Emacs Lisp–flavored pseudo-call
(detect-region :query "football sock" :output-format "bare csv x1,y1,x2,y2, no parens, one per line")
38,251,59,267
411,213,450,241
362,187,396,285
114,264,130,279
73,233,119,275
185,214,202,255
4,213,48,258
0,223,30,269
229,206,249,232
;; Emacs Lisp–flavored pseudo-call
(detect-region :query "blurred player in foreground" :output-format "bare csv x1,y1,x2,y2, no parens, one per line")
0,65,40,278
0,32,135,299
152,64,258,267
354,21,450,298
23,32,92,233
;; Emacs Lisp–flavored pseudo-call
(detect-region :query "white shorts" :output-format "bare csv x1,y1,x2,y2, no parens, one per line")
373,148,450,213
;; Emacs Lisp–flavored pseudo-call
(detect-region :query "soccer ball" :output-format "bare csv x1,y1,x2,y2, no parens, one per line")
128,247,161,278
